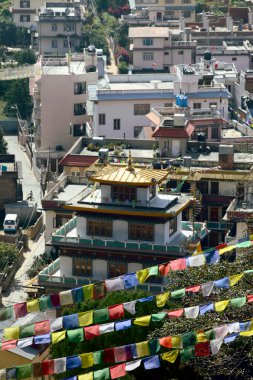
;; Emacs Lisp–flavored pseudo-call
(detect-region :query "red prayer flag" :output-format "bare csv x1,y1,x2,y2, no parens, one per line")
42,360,55,375
1,339,17,350
159,263,170,276
247,294,253,303
159,336,172,348
216,243,227,250
110,364,126,379
169,258,186,271
14,303,27,318
103,348,115,363
195,342,210,357
84,325,100,340
34,320,50,335
186,285,201,293
50,293,60,307
168,308,184,318
108,304,124,320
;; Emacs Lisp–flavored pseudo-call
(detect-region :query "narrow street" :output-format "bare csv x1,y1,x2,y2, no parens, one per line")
2,134,45,305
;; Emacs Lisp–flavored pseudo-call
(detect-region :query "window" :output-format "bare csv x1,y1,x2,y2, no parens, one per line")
232,57,237,61
169,217,177,236
129,223,154,241
164,102,173,107
113,119,120,130
210,207,219,222
87,219,113,237
108,261,127,278
112,185,136,202
53,214,72,228
197,181,208,194
193,103,201,109
143,52,154,61
211,127,219,139
166,0,174,3
209,102,217,107
99,114,106,125
64,24,75,32
164,51,169,55
143,37,153,46
20,1,30,8
74,82,86,95
51,40,57,48
73,124,86,136
178,50,184,55
134,126,143,138
20,15,30,22
63,39,72,48
134,104,150,115
211,182,219,195
74,103,86,115
52,24,57,31
73,257,92,277
183,11,191,17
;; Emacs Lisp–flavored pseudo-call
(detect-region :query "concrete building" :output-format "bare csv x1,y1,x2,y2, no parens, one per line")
40,153,208,289
129,26,196,71
37,2,83,56
30,48,102,173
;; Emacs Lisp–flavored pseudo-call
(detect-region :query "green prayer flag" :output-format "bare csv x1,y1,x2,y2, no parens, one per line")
148,266,159,276
180,347,195,362
205,329,215,341
182,332,197,348
17,365,32,380
236,241,252,248
94,368,110,380
94,308,109,324
20,324,35,339
230,297,247,308
39,296,52,311
171,288,186,299
244,269,253,273
151,313,166,322
93,350,104,365
149,339,161,355
67,328,84,343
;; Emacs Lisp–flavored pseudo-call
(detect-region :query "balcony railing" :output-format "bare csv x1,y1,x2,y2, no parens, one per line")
206,221,232,230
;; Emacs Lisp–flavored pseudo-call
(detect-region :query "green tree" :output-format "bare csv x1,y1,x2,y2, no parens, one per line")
3,78,33,119
0,242,19,270
0,127,7,154
13,49,36,65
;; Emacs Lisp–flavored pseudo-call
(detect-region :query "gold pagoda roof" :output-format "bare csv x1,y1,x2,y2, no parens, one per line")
91,165,169,186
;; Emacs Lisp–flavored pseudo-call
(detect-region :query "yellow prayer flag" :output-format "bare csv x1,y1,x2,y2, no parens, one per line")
51,331,66,344
80,353,94,368
161,350,179,363
250,234,253,241
239,330,253,337
219,245,235,255
136,341,150,357
78,311,93,327
79,373,93,380
136,269,149,284
4,327,19,340
215,300,229,312
156,291,170,307
171,336,182,349
82,284,94,300
27,299,40,313
134,315,151,326
249,319,253,331
229,273,244,287
197,332,208,342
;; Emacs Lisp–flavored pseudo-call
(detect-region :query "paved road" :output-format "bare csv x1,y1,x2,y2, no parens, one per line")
4,135,42,208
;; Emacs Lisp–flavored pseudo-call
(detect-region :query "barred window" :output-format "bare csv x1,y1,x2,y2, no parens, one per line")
87,219,112,237
129,223,154,241
73,257,92,277
112,185,136,202
134,104,150,115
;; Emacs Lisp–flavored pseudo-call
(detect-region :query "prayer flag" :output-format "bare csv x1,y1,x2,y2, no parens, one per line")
63,314,79,329
105,278,124,291
50,317,63,332
110,364,126,379
83,284,94,300
151,312,166,322
50,293,60,307
115,320,131,331
136,269,149,284
195,342,210,357
214,325,228,339
156,291,169,307
17,337,33,348
214,277,230,289
149,339,160,355
67,328,84,343
54,357,66,374
114,346,127,363
78,311,93,326
99,322,115,335
80,353,94,369
2,340,17,350
186,285,200,293
158,263,170,276
210,338,223,355
84,325,100,340
199,303,214,315
60,290,73,306
20,324,34,339
66,356,81,370
184,306,199,319
182,332,197,347
136,341,150,357
94,308,109,324
125,360,141,371
204,250,219,264
94,283,105,299
171,336,183,349
247,294,253,303
143,355,161,370
93,351,104,365
134,316,151,326
27,299,40,313
215,300,229,312
42,360,55,375
168,308,184,318
148,266,159,276
159,336,172,348
4,327,19,341
124,273,139,288
180,347,195,361
229,273,244,286
230,297,246,308
187,255,205,267
219,245,235,254
161,350,179,363
171,288,185,299
170,258,186,271
93,368,110,380
201,281,214,297
52,331,66,344
39,296,52,311
6,368,16,380
103,348,115,363
240,330,253,337
108,304,124,320
123,301,136,315
72,287,84,303
34,334,51,345
79,373,93,380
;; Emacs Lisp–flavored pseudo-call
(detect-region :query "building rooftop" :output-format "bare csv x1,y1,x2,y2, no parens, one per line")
129,27,169,38
41,60,86,75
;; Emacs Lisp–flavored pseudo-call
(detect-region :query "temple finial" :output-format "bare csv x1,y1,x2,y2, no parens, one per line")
127,150,134,172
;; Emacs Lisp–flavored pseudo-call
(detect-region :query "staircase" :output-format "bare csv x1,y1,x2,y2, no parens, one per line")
190,183,202,218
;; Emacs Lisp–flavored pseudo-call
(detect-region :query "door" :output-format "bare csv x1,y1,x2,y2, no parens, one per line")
172,140,180,157
157,12,162,20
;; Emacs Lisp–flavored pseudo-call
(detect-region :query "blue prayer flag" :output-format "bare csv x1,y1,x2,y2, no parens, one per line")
204,250,220,265
66,356,81,370
71,287,84,303
199,303,214,315
224,333,238,344
131,343,138,359
138,296,154,303
214,277,230,289
124,273,139,289
239,321,251,332
34,334,51,345
63,314,79,330
115,319,132,331
143,355,161,369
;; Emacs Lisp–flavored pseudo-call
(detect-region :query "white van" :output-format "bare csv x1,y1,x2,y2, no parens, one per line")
3,214,19,233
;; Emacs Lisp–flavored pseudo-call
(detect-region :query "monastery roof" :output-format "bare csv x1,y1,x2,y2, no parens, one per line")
91,164,169,185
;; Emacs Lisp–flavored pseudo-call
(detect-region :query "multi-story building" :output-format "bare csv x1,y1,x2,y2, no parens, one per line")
0,155,22,214
133,0,196,23
40,154,208,290
37,2,83,56
30,48,102,173
129,26,196,71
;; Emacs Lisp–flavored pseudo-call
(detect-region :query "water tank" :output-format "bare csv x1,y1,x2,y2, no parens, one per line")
176,94,188,108
204,50,212,60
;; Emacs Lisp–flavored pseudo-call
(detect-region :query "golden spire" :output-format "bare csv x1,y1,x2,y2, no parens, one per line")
127,150,135,172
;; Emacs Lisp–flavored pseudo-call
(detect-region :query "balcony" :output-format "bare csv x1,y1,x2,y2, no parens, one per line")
227,198,253,221
50,217,208,256
206,221,232,230
202,194,235,205
171,41,197,48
